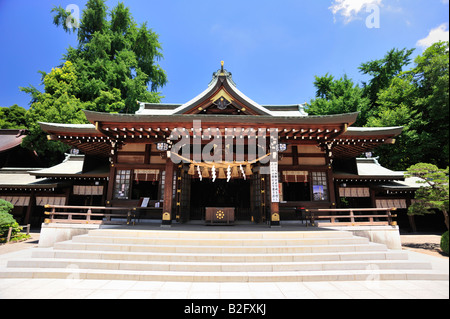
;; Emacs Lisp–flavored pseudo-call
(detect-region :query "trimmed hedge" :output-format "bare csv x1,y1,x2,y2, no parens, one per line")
441,231,449,255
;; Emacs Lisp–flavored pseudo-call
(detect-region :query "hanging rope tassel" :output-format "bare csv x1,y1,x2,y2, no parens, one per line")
202,166,210,178
188,164,195,176
218,167,226,179
231,165,239,178
245,164,253,176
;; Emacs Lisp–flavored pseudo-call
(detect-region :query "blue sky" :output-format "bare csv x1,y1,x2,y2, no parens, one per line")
0,0,448,109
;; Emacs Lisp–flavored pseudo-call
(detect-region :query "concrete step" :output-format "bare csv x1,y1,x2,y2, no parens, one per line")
86,229,355,240
1,268,447,282
31,248,409,263
7,258,432,272
53,241,388,254
71,234,369,247
2,229,446,282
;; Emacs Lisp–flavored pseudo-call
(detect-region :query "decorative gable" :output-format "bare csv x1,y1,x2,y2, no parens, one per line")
180,63,264,116
136,62,309,118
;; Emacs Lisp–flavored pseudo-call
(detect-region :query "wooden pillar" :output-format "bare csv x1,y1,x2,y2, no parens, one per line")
326,165,336,207
24,190,35,225
162,158,174,227
270,202,280,227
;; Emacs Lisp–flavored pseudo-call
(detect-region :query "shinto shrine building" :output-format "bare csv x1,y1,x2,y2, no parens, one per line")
2,63,419,229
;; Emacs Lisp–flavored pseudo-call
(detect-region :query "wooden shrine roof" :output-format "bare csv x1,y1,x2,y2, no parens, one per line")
29,154,109,180
334,158,405,181
39,65,403,160
40,123,113,157
0,130,27,153
136,64,309,117
331,127,403,159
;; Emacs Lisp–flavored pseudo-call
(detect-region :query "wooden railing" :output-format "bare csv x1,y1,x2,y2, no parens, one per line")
3,224,30,244
44,205,135,225
305,208,397,227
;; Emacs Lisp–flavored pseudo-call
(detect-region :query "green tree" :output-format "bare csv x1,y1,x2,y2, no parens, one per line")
366,74,422,170
20,0,168,164
410,41,449,168
307,74,370,126
405,163,449,230
51,0,167,113
359,48,415,109
366,42,449,169
0,104,28,129
21,61,86,165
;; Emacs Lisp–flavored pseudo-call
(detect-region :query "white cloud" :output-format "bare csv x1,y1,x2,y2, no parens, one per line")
416,23,450,49
329,0,383,23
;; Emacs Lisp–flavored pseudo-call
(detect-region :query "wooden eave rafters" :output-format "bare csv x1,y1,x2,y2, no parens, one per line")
40,123,113,157
83,110,358,146
330,127,403,159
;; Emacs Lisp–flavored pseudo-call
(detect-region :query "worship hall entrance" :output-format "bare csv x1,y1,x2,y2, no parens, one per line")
174,162,269,224
189,178,251,222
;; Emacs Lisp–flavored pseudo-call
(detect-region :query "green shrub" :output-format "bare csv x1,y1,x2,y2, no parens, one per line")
0,199,23,241
441,231,449,255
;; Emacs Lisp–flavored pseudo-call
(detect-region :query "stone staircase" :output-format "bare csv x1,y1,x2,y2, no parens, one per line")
1,228,447,282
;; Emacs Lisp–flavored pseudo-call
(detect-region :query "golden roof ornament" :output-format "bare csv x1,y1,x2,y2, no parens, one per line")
209,60,237,87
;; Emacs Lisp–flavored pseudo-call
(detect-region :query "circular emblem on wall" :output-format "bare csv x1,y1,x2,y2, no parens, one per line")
216,210,225,220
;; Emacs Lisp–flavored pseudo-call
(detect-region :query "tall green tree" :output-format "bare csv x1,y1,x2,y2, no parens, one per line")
405,163,449,230
20,0,168,165
359,48,415,108
0,104,28,129
51,0,167,113
22,61,86,164
307,74,370,126
410,41,449,168
367,42,449,169
308,44,448,171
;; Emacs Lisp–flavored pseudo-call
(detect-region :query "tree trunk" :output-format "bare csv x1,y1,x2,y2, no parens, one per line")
443,209,449,231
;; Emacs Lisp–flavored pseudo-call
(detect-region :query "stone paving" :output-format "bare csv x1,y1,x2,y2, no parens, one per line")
0,276,448,299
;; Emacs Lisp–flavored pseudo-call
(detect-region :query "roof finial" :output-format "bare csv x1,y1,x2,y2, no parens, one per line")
220,60,224,73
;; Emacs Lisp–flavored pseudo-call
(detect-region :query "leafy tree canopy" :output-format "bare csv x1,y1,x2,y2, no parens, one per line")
367,42,449,170
21,61,85,164
309,42,449,171
51,0,167,113
405,163,449,230
0,104,28,129
307,74,370,127
19,0,168,165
